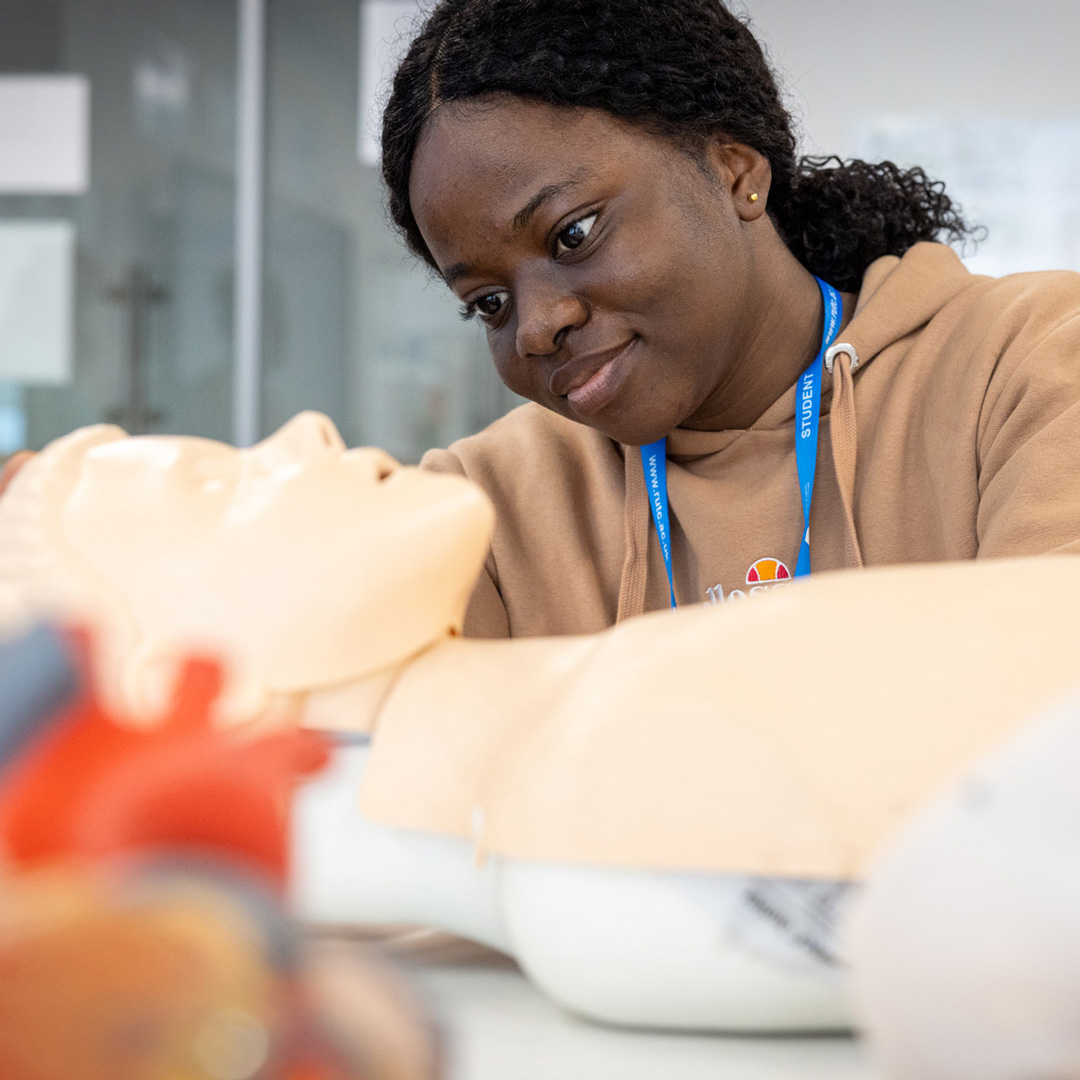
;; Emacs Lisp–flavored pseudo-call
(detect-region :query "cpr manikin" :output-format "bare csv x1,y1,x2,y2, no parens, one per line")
4,414,1080,1034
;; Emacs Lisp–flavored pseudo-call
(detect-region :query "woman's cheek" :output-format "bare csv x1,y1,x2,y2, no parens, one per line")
581,239,662,316
490,337,537,401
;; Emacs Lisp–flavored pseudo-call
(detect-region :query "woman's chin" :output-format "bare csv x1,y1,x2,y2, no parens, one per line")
572,407,681,449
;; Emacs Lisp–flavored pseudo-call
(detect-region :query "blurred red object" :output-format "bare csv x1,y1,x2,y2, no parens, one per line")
0,628,438,1080
0,638,330,890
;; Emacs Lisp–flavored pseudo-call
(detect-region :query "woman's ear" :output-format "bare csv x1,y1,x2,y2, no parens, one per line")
704,140,773,222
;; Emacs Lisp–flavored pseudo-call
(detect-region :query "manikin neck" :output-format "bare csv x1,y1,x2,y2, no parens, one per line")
300,632,598,737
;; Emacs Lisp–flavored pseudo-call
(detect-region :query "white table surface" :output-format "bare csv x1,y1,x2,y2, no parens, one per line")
376,930,878,1080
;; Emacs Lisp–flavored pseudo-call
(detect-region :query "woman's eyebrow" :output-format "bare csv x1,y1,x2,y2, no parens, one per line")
511,168,593,234
443,262,472,286
441,168,596,286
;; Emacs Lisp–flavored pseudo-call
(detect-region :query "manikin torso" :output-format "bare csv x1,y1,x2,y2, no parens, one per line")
2,412,1079,1033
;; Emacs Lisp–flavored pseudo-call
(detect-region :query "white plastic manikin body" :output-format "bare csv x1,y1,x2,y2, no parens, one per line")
292,739,852,1033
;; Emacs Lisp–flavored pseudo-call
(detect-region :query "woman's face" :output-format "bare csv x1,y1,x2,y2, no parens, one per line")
409,96,767,445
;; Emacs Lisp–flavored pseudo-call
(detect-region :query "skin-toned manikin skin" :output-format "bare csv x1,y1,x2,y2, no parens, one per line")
0,412,494,723
409,95,857,446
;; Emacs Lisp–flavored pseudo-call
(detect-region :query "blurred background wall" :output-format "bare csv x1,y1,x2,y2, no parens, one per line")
0,0,1077,459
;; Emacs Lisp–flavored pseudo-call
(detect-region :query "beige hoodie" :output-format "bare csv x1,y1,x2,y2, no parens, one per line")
422,243,1080,637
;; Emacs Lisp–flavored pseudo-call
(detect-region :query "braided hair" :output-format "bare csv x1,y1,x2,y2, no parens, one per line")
381,0,974,292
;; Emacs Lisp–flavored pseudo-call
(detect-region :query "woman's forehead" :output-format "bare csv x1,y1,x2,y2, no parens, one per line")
409,98,668,262
414,100,605,195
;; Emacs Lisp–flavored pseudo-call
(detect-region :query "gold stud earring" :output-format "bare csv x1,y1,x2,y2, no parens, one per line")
749,193,760,202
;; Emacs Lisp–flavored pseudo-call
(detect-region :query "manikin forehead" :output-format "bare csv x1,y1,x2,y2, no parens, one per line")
70,435,472,534
78,414,352,491
85,435,234,470
79,436,241,498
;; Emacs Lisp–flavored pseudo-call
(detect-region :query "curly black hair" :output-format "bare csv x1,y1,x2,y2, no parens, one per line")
381,0,975,292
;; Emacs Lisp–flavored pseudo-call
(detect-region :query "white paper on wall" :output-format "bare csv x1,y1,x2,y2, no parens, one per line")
358,0,423,166
0,221,75,385
855,117,1080,277
0,75,90,195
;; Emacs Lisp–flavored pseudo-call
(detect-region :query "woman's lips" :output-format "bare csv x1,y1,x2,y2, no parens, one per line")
561,339,638,417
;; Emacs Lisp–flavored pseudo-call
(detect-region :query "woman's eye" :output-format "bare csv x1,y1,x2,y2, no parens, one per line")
460,290,510,325
555,213,598,256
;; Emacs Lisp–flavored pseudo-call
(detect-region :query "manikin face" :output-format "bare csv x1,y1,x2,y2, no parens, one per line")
55,413,494,714
410,96,763,446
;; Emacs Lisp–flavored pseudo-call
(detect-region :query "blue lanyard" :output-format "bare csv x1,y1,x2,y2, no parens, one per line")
640,440,676,607
640,277,843,608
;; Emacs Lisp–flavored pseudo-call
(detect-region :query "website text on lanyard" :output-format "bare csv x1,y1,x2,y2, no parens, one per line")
640,277,843,608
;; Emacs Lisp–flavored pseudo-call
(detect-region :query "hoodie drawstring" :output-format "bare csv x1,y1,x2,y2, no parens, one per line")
616,445,650,622
825,343,865,570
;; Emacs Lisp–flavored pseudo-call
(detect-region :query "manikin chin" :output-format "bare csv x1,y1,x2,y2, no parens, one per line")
4,412,1080,1036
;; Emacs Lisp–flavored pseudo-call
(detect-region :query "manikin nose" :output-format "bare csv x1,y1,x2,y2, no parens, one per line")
248,412,347,474
341,447,400,482
263,412,346,455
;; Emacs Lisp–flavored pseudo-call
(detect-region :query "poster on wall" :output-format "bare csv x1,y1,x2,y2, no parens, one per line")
0,76,90,194
0,221,75,385
856,117,1080,277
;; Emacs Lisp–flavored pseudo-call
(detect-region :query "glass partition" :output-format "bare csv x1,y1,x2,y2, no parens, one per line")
0,0,240,450
0,0,521,460
262,0,521,461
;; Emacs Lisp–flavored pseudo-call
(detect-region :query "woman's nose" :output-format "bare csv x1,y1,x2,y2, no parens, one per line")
515,286,589,359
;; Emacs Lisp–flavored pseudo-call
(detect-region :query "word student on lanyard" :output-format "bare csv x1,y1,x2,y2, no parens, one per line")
640,276,843,608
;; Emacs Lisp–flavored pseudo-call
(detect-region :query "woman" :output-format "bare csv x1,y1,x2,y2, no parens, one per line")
383,0,1080,638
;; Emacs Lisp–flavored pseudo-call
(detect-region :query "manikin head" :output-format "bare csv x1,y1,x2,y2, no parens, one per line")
0,413,494,721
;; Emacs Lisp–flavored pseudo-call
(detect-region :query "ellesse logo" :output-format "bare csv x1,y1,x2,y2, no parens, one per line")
705,557,792,605
745,558,791,585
